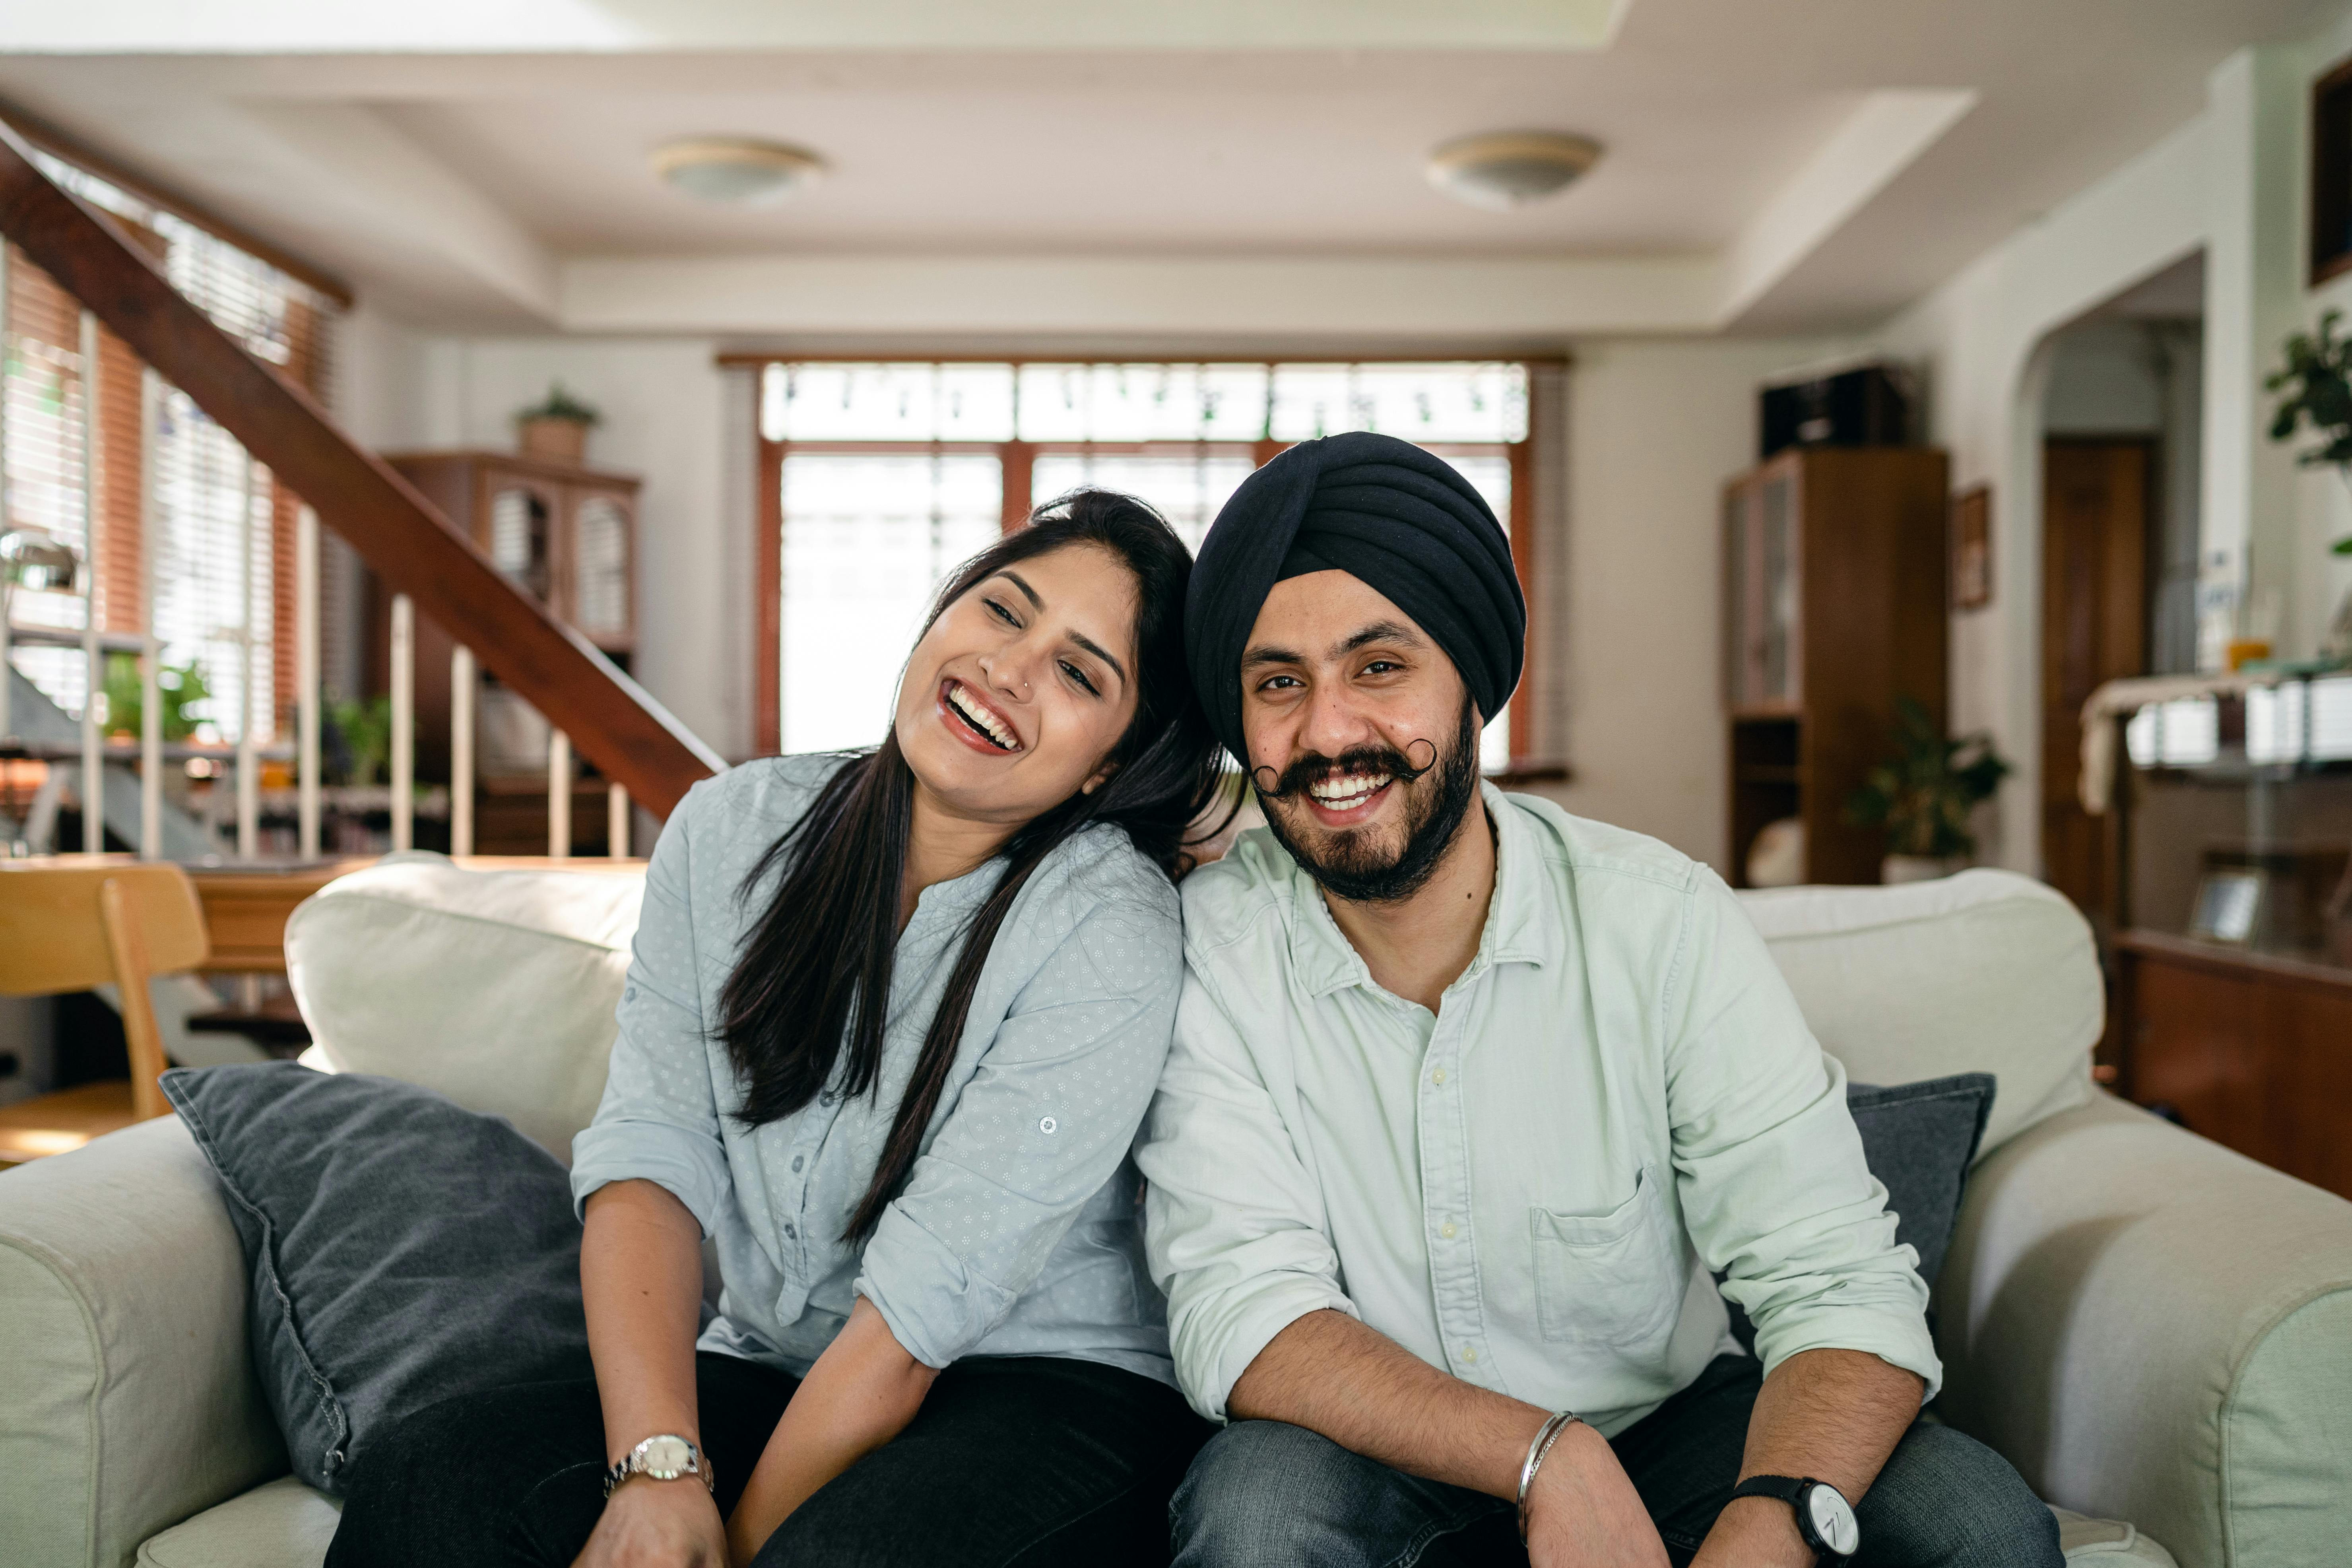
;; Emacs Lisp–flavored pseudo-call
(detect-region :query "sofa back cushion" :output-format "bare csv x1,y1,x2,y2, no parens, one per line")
285,853,646,1159
1737,869,2100,1155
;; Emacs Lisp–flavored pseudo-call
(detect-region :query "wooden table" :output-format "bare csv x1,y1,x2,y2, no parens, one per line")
186,859,380,972
2114,928,2352,1200
0,1081,138,1166
187,854,645,973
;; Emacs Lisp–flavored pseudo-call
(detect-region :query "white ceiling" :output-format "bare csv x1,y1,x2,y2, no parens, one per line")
0,0,2330,342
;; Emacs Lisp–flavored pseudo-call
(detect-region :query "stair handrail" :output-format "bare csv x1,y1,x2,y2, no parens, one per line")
0,118,722,817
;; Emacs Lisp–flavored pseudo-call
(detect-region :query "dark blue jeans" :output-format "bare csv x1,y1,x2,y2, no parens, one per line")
328,1351,1211,1567
1170,1354,2062,1568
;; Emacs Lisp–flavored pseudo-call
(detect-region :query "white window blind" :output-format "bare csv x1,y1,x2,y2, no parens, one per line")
3,151,338,744
758,361,1529,767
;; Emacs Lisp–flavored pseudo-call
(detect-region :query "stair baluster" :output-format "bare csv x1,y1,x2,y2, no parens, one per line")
77,309,99,851
450,643,475,856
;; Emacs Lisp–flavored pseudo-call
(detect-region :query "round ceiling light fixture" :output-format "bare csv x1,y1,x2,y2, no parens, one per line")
650,137,826,207
1425,130,1603,210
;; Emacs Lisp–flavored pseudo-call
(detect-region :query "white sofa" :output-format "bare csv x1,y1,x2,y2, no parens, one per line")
3,858,2347,1567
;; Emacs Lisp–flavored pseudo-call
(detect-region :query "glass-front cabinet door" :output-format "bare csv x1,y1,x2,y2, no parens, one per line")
481,479,556,607
566,489,635,648
1757,464,1801,706
1723,461,1805,711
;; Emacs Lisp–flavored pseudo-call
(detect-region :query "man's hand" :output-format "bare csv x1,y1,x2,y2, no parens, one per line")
1522,1422,1671,1568
1687,1346,1925,1567
571,1477,729,1568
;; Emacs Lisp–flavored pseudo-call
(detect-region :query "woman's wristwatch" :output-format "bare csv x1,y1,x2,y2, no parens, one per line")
603,1434,716,1499
1731,1474,1860,1562
1515,1409,1582,1540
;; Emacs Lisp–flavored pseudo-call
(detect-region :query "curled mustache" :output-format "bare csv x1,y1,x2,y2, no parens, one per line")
1250,736,1440,801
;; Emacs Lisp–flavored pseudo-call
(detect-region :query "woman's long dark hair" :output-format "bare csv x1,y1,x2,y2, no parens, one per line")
716,489,1228,1241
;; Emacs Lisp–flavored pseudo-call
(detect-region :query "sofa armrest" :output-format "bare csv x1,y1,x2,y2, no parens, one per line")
0,1116,285,1568
1936,1090,2352,1568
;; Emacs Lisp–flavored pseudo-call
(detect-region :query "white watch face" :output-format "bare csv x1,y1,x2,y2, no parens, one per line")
638,1435,693,1480
1806,1484,1860,1557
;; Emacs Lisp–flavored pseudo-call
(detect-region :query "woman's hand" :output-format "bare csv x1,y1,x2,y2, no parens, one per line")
571,1477,730,1568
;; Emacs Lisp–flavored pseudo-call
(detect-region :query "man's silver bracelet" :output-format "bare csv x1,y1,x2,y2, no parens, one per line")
1516,1409,1582,1541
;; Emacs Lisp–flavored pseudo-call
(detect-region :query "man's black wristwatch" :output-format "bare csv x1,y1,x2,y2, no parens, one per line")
1731,1474,1859,1562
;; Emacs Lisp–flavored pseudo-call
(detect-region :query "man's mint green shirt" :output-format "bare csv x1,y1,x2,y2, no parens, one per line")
1137,786,1940,1433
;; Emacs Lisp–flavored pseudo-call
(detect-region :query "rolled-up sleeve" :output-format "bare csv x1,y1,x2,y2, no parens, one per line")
569,782,734,1234
1665,871,1942,1399
855,890,1182,1370
1137,963,1356,1423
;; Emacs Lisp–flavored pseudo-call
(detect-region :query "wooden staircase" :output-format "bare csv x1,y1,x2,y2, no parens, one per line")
0,119,720,818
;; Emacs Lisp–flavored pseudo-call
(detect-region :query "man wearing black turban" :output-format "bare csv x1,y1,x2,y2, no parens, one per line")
1138,435,2061,1568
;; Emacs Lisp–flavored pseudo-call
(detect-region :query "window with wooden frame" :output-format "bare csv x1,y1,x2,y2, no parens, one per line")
743,359,1558,774
1,134,346,752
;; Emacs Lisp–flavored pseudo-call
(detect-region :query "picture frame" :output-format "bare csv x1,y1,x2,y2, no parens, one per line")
1951,485,1992,611
2189,869,2267,946
2312,54,2352,287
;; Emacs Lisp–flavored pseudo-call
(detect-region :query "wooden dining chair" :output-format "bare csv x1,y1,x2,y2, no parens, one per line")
0,857,210,1166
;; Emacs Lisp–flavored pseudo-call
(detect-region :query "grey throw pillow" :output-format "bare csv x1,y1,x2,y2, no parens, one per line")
1719,1071,1995,1354
161,1062,593,1496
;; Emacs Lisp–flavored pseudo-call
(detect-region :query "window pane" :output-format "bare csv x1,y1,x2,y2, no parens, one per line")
1017,364,1269,442
1439,452,1517,772
763,362,1015,442
779,452,1002,754
1270,362,1527,443
151,390,269,743
1031,448,1258,555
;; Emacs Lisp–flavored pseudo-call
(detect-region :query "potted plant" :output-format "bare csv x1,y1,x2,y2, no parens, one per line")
100,653,211,742
1846,697,2010,884
514,382,602,466
2264,310,2352,666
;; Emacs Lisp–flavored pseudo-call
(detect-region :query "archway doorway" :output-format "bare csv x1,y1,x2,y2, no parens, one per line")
2034,252,2203,930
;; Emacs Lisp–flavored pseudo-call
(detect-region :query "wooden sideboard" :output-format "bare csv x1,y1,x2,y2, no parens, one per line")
2113,928,2352,1200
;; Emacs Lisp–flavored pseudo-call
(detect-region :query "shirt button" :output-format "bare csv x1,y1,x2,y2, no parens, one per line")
1431,1068,1447,1086
1039,1116,1058,1135
783,1223,796,1240
1463,1345,1479,1364
1440,1221,1457,1239
791,1155,804,1172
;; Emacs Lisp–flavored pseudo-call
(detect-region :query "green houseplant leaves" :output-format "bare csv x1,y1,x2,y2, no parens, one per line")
1845,697,2011,861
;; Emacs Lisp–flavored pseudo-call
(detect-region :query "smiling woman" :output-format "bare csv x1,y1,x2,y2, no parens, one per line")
328,489,1234,1568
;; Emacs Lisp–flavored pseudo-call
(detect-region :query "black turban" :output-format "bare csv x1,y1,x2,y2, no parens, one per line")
1184,431,1525,762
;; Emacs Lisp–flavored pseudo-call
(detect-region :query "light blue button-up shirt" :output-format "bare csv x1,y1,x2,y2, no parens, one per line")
571,754,1183,1385
1137,786,1940,1431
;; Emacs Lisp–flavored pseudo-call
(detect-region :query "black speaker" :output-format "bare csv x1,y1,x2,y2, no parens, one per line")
1760,365,1910,460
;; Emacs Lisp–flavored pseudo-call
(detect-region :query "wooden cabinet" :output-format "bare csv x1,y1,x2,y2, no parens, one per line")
2116,930,2352,1200
369,452,640,782
386,451,638,653
1722,446,1950,885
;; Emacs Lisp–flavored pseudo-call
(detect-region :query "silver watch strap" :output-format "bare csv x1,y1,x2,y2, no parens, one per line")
1516,1410,1581,1540
602,1434,716,1499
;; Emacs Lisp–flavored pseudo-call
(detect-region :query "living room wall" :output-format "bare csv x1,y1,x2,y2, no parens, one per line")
1535,335,1852,873
336,321,758,766
341,324,1849,873
1867,93,2222,874
1868,25,2352,877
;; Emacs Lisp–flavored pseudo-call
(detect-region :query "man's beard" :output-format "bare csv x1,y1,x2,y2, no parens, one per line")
1256,695,1482,905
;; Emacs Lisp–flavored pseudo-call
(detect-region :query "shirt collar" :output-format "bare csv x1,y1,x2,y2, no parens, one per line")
1284,782,1560,999
905,852,1006,935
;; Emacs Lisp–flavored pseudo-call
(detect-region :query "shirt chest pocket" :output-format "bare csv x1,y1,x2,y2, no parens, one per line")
1529,1166,1686,1352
